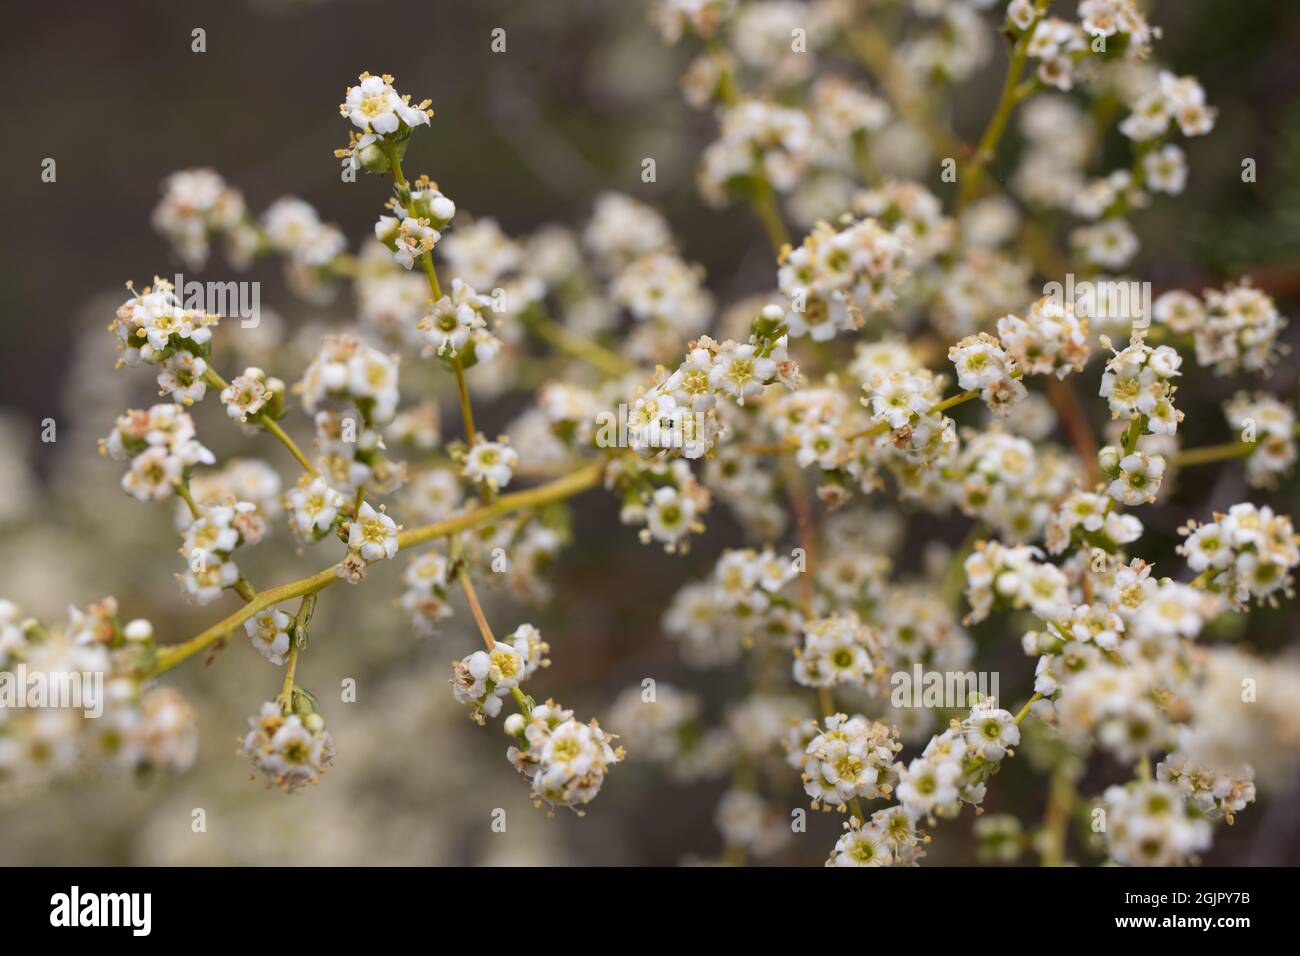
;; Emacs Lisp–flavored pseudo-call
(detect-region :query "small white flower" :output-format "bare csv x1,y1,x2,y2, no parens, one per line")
1109,451,1166,506
340,72,431,137
220,368,273,422
463,440,518,491
1143,144,1188,194
348,502,399,562
245,609,293,665
286,476,345,539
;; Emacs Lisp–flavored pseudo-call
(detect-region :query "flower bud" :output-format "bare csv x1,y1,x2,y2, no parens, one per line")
358,143,389,174
123,619,154,643
1097,444,1122,478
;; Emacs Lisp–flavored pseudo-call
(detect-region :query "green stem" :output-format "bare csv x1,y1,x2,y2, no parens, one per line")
233,576,257,603
1122,414,1148,456
260,415,318,476
452,355,478,446
1173,440,1256,468
201,367,318,476
149,462,605,676
1040,769,1075,867
1014,693,1043,726
455,555,496,651
520,309,634,378
277,632,301,713
750,178,790,257
176,481,201,519
958,7,1043,210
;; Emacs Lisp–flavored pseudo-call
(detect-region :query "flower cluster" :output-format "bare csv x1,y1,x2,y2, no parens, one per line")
995,296,1091,379
101,404,214,502
797,713,901,811
505,700,623,813
297,334,401,426
0,599,197,788
1101,781,1211,866
1222,392,1296,488
16,0,1296,869
894,700,1020,822
1120,71,1216,142
179,499,265,604
110,278,219,404
337,71,432,169
777,216,909,340
151,168,247,268
1178,504,1300,608
1099,334,1184,436
374,176,456,269
792,613,881,689
416,279,497,361
964,540,1071,625
1158,283,1288,376
948,332,1026,416
239,701,336,793
450,624,549,723
698,98,812,206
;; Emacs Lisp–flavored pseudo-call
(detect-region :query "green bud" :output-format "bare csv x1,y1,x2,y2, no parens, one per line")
358,143,389,174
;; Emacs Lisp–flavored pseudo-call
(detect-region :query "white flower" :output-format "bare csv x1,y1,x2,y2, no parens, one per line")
897,756,961,817
340,72,431,137
122,446,183,501
643,486,697,549
220,368,274,422
348,502,399,562
391,216,439,269
246,609,293,665
180,556,239,605
1006,0,1037,31
1071,218,1139,270
417,280,489,358
864,369,940,429
1109,451,1165,506
708,342,775,405
286,476,345,539
962,703,1020,762
948,332,1026,415
1153,290,1204,334
1143,144,1187,194
463,440,518,491
828,819,895,867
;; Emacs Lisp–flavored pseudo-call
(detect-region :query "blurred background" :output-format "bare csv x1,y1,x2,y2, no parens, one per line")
0,0,1298,865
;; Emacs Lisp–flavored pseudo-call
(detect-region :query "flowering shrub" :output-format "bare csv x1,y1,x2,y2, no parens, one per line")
4,2,1300,866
